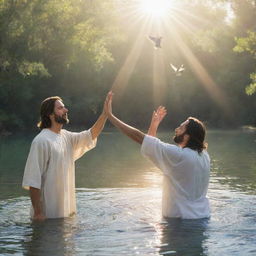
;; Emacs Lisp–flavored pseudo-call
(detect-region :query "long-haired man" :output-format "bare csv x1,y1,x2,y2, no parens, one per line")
23,96,107,220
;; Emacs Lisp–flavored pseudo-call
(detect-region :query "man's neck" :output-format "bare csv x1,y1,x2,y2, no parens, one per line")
49,123,63,134
178,141,187,148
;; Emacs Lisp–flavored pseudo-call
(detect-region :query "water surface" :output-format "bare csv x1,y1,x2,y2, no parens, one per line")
0,130,255,255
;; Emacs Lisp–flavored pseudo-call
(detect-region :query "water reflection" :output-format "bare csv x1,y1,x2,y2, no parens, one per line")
0,187,255,256
158,218,209,256
1,130,256,194
0,130,256,255
23,217,77,256
207,130,256,194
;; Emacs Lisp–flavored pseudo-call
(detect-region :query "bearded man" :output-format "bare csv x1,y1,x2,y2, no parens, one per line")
22,96,107,220
104,92,210,219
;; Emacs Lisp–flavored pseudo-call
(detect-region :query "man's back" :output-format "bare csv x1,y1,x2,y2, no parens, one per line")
141,135,210,219
169,148,210,200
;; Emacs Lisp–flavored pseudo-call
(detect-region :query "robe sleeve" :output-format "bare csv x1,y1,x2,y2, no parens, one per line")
22,139,49,190
141,135,182,175
69,129,97,161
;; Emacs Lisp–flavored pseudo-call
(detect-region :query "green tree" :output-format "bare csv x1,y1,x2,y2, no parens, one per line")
0,0,122,133
234,31,256,95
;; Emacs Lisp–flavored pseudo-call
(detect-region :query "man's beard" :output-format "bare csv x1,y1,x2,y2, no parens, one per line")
54,113,69,124
173,132,186,144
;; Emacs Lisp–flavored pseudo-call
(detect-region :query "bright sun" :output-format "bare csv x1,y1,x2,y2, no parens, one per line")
139,0,173,18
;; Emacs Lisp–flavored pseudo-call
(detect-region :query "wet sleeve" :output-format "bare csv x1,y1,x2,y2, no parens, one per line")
22,139,49,190
69,129,97,161
141,135,182,173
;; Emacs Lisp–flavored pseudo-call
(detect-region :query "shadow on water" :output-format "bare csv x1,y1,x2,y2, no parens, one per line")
157,218,209,256
22,217,77,256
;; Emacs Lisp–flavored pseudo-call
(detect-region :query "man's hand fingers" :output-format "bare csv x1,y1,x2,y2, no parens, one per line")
156,106,166,114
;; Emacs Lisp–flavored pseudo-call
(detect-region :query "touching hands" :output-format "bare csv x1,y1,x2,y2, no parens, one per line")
104,91,113,117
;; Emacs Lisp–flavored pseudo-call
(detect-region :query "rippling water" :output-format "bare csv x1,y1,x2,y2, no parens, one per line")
0,130,256,255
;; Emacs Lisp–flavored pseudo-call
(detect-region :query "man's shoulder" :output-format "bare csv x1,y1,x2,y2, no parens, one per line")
202,150,210,160
32,129,51,145
60,129,73,138
144,135,179,149
183,148,210,160
61,129,72,135
144,136,182,154
61,129,91,137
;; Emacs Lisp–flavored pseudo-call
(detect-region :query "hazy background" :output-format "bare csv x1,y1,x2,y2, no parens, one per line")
0,0,255,135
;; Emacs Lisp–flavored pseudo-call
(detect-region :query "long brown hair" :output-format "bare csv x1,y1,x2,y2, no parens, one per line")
185,117,207,153
37,96,62,130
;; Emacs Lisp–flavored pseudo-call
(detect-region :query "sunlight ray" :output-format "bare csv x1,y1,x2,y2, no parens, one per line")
111,18,152,99
152,21,168,106
162,19,232,114
153,50,168,107
174,8,212,26
120,6,149,27
169,14,201,35
139,0,173,18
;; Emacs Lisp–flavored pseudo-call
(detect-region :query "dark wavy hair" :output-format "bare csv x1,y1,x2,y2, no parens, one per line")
37,96,62,130
184,117,207,153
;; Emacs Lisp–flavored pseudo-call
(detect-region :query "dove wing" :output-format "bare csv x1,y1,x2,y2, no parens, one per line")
178,65,185,72
170,64,177,72
148,35,156,42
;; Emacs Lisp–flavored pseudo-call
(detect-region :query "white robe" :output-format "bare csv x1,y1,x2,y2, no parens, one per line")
141,135,210,219
22,128,97,218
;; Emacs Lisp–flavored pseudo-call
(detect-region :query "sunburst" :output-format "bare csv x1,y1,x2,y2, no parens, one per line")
139,0,173,18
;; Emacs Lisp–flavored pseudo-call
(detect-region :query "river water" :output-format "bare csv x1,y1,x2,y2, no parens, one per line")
0,130,255,255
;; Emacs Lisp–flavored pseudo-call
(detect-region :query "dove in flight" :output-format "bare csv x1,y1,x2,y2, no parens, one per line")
148,36,162,49
170,63,185,76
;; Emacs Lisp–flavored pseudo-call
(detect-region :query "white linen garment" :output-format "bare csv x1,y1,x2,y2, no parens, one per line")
141,135,210,219
22,128,97,218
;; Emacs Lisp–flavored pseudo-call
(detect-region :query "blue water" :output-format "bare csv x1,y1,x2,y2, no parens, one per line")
0,130,256,255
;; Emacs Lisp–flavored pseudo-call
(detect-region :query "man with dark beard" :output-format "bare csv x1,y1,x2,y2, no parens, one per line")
22,96,107,220
104,92,210,219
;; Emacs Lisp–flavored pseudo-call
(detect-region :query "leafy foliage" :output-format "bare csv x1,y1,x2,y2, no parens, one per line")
234,31,256,95
0,0,256,133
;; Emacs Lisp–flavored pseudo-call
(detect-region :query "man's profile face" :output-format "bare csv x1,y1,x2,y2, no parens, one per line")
173,120,189,144
53,100,69,124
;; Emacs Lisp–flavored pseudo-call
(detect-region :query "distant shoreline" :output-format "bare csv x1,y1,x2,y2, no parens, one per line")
241,126,256,132
1,125,256,138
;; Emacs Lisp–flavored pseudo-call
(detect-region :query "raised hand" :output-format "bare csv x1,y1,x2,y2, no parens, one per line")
103,91,145,144
151,106,167,126
148,106,167,137
104,91,113,117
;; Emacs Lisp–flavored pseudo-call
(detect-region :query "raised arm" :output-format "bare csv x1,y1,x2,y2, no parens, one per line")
147,106,167,137
104,91,145,144
90,107,108,140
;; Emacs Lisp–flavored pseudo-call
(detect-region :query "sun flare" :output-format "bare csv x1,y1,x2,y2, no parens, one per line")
139,0,173,18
